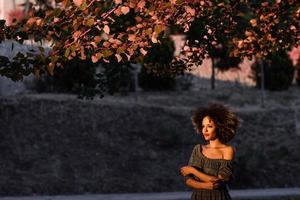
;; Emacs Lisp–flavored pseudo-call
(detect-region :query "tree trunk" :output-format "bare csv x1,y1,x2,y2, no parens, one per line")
258,59,265,108
24,0,30,14
12,0,16,9
211,58,215,90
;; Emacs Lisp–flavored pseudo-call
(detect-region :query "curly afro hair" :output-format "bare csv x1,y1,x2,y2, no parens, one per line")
191,103,241,143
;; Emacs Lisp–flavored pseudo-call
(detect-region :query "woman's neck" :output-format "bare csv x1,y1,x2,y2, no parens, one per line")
207,139,225,148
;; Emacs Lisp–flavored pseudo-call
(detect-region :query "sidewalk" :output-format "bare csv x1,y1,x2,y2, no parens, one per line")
1,188,300,200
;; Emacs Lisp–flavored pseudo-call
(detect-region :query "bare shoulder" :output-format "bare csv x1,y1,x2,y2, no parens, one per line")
222,145,235,160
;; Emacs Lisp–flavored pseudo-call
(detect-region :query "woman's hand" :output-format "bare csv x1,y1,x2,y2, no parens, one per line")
217,174,225,181
180,166,196,176
203,181,220,190
208,176,219,183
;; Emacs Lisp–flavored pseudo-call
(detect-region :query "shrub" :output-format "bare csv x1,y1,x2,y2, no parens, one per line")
30,58,99,97
100,62,136,95
138,36,177,91
175,73,194,91
250,51,294,91
295,56,300,86
30,59,137,97
138,67,176,91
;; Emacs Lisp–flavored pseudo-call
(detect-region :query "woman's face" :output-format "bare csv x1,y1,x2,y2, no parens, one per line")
202,116,217,141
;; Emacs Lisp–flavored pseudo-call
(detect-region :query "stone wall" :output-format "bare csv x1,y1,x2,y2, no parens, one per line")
0,94,299,196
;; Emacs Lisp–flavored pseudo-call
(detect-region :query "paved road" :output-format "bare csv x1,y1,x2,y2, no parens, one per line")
1,188,300,200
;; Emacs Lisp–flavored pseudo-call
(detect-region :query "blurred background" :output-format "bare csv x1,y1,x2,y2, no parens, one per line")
0,0,300,200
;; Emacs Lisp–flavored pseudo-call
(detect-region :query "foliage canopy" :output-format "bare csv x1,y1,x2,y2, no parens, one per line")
0,0,299,96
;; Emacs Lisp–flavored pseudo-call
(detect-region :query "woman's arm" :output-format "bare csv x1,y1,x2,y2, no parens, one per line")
185,177,220,190
190,167,219,182
218,146,235,182
181,166,219,182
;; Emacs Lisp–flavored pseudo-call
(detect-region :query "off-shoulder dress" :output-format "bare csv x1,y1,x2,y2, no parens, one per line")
185,144,233,200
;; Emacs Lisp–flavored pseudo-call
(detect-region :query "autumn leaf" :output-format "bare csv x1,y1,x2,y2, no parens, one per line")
290,25,296,31
114,0,122,4
108,38,115,43
154,25,164,35
137,0,146,9
135,16,142,22
70,45,76,52
136,24,143,28
47,62,55,76
261,2,269,7
151,35,158,43
237,40,244,49
114,39,122,45
128,34,136,42
92,55,99,63
183,46,190,51
129,2,136,8
64,48,70,57
91,53,103,63
140,48,147,55
250,19,257,27
117,47,125,54
245,30,252,37
73,31,81,41
79,1,87,10
73,0,84,7
103,25,110,34
89,42,96,48
94,36,102,43
125,53,131,61
145,28,152,35
102,50,113,57
114,7,123,16
260,15,267,21
185,6,195,16
96,52,103,59
121,6,130,15
86,18,95,27
26,17,37,27
170,0,177,4
80,47,86,60
115,54,122,62
103,41,110,48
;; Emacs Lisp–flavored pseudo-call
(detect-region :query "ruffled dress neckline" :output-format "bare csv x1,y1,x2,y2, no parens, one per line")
198,144,232,162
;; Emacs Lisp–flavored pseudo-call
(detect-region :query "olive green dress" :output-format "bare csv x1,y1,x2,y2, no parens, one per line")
185,144,233,200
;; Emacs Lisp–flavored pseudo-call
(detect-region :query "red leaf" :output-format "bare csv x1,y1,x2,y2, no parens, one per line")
121,6,130,15
115,54,122,62
114,0,122,4
128,34,136,42
137,0,146,9
103,25,110,34
73,0,84,7
140,48,147,55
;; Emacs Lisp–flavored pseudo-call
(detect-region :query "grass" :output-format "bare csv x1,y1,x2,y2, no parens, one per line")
99,79,300,110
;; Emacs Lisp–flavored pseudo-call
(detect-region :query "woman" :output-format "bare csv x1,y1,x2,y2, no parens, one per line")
180,103,240,200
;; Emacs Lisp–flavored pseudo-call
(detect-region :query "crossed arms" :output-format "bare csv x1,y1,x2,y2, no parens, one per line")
180,166,226,190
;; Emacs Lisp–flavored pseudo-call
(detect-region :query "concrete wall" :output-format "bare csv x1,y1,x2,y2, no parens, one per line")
0,94,299,196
